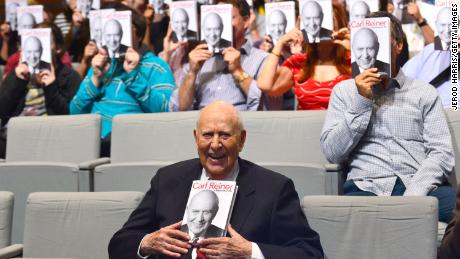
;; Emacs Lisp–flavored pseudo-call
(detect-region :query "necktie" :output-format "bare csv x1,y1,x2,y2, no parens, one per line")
196,249,206,259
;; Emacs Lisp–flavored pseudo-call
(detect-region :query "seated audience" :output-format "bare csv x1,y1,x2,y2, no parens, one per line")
159,25,189,83
169,0,268,111
438,183,460,259
0,23,19,65
320,11,455,223
69,9,175,156
257,3,351,110
0,22,81,159
108,101,324,259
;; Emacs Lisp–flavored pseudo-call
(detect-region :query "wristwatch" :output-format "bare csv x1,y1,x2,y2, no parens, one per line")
235,72,250,84
417,18,428,27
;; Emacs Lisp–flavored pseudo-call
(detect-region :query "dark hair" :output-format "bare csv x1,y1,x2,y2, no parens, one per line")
366,11,404,44
299,3,351,82
217,0,250,17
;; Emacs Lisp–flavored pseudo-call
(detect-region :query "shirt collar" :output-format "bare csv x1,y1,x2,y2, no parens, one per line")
200,160,239,181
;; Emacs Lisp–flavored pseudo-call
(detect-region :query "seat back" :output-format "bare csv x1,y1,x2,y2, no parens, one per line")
6,114,101,163
302,196,438,259
0,191,13,248
23,192,144,259
111,112,198,163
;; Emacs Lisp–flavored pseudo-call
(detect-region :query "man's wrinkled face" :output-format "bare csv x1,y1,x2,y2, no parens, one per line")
172,10,189,37
302,4,323,36
436,8,452,44
24,38,42,68
186,191,218,237
7,4,18,30
353,30,379,70
103,20,123,52
19,13,36,32
268,11,287,40
203,14,223,47
351,2,370,21
194,105,245,179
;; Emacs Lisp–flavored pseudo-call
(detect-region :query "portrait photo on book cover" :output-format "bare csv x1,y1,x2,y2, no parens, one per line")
5,0,27,31
181,189,225,240
17,5,44,35
351,27,390,77
201,5,233,54
171,3,198,43
265,2,295,46
21,29,51,74
101,11,132,58
434,6,452,51
299,0,333,43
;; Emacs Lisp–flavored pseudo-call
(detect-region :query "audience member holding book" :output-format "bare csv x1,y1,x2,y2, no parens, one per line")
257,3,351,110
109,101,323,259
320,11,455,224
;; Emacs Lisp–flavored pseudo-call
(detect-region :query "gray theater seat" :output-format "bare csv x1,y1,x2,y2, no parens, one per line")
302,196,438,259
0,115,101,243
0,192,13,249
0,192,143,259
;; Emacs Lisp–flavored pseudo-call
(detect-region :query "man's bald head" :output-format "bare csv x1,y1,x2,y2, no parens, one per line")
186,189,220,237
23,36,43,68
19,12,37,31
172,8,190,38
196,101,243,133
202,12,224,47
268,10,287,40
436,7,452,44
301,1,324,36
352,27,380,70
103,19,123,52
351,1,370,21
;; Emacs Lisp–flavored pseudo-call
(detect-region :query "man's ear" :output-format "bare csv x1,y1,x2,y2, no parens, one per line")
194,129,199,144
238,129,246,152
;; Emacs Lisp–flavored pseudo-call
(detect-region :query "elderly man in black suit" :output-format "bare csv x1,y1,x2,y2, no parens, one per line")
109,101,324,259
351,27,390,77
434,7,451,51
103,19,129,58
171,8,198,43
202,12,231,53
22,35,50,74
300,1,332,43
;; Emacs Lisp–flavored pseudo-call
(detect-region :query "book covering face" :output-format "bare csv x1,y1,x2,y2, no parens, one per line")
436,7,451,46
353,28,379,70
21,28,51,74
350,0,370,21
6,0,27,31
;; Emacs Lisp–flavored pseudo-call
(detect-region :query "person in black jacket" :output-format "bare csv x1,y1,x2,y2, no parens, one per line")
0,22,81,158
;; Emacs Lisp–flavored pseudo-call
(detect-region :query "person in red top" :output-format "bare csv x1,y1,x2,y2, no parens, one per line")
257,3,351,110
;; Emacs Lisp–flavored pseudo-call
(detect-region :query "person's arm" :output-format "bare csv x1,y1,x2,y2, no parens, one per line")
404,88,454,196
122,50,176,112
0,23,11,62
257,29,301,96
143,4,155,52
42,66,82,115
177,43,212,111
407,3,435,44
0,65,29,118
320,69,380,164
76,41,98,79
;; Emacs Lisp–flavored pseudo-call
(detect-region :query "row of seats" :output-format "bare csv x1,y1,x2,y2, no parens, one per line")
1,110,459,246
0,191,439,259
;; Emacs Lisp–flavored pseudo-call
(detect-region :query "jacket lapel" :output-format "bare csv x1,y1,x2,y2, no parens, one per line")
229,158,255,233
173,159,203,222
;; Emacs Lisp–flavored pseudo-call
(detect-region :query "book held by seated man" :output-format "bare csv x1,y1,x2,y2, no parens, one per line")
21,28,51,75
350,17,391,78
298,0,333,43
265,1,296,46
101,10,132,58
180,180,238,244
200,4,233,54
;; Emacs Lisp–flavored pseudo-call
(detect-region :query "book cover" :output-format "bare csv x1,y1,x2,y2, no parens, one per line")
265,2,296,46
77,0,101,18
89,9,115,48
180,180,238,241
101,10,132,58
150,0,166,15
170,1,198,43
21,28,51,74
347,0,379,21
432,0,456,50
350,17,391,78
299,0,333,43
5,0,28,31
17,5,44,35
200,4,233,53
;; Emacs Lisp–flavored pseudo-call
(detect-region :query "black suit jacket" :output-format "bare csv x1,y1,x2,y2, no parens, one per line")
172,30,198,43
180,224,225,239
351,60,390,77
23,60,51,73
206,38,232,53
301,28,332,43
103,44,129,58
108,158,323,259
434,36,450,51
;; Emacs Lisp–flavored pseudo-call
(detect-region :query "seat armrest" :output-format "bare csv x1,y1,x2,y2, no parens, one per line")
0,159,4,163
324,163,343,172
78,157,111,170
0,244,24,259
